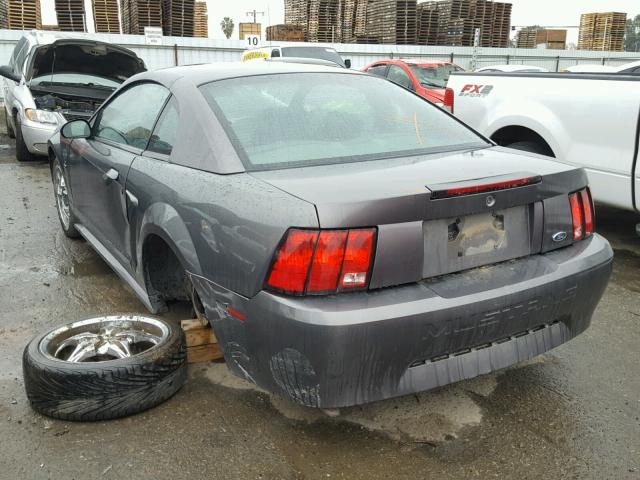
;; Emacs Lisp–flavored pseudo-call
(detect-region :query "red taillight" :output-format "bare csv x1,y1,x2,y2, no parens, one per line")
569,188,595,241
339,229,375,289
266,229,318,294
444,87,454,113
580,189,594,236
266,228,377,295
569,193,583,240
307,230,348,293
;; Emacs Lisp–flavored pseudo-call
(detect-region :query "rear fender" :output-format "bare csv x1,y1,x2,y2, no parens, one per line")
486,101,564,159
136,202,203,284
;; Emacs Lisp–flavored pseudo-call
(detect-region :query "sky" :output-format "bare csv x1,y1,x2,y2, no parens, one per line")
39,0,639,44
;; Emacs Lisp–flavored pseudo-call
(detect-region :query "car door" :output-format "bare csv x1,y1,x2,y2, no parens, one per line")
67,82,170,265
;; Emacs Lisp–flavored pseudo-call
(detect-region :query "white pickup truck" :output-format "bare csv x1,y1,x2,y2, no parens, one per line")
446,72,640,215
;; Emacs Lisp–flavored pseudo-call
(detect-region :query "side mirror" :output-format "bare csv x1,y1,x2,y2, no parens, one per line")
344,59,351,69
61,119,91,139
0,65,20,83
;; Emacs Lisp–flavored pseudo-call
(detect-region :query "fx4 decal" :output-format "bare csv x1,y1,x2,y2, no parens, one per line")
459,84,494,97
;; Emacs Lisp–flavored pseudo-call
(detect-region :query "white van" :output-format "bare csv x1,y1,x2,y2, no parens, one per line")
241,45,350,68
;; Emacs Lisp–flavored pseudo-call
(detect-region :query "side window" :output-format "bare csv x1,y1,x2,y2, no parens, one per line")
366,64,387,77
147,97,179,156
271,49,281,58
96,83,169,150
387,65,413,90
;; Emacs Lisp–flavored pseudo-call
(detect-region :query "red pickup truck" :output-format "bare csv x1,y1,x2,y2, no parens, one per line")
362,58,462,111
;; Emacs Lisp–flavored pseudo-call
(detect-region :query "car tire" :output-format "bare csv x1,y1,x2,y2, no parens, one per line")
52,157,81,238
4,108,15,139
14,114,38,162
505,141,547,155
23,315,188,421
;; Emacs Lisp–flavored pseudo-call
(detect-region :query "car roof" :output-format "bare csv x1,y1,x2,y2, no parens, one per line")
399,59,452,66
130,61,362,87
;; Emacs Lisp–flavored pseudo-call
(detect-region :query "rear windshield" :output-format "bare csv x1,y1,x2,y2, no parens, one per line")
409,64,464,88
199,73,487,171
281,47,344,67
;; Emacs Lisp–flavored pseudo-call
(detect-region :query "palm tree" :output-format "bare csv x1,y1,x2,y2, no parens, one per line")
220,17,234,39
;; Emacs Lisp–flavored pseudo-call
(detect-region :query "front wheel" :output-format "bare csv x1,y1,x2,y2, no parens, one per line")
14,114,38,162
52,157,81,238
4,108,15,139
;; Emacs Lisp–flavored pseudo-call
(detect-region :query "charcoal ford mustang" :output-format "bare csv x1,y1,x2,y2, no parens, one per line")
48,62,613,408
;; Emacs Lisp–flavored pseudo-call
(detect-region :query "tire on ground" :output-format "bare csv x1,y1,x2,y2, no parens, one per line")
14,114,38,162
5,108,15,139
22,317,188,421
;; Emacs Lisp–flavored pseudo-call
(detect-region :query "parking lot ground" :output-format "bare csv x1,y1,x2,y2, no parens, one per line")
0,120,639,479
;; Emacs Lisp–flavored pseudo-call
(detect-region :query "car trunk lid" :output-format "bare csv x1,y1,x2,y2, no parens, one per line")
251,146,587,287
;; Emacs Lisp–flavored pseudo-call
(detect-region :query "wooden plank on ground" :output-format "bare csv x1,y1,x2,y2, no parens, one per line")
181,318,224,363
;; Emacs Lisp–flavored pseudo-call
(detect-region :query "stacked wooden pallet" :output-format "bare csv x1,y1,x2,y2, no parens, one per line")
471,0,493,46
366,0,417,45
340,0,355,42
353,0,368,37
266,24,306,41
307,0,341,43
515,27,537,48
6,0,42,30
517,27,566,49
284,0,308,33
578,12,626,52
162,0,195,37
122,0,163,35
92,0,120,33
421,0,511,47
434,0,470,45
490,0,510,47
417,2,439,45
55,0,86,32
0,0,8,29
193,1,207,38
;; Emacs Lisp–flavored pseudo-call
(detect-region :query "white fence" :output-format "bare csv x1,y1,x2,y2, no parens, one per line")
1,28,639,73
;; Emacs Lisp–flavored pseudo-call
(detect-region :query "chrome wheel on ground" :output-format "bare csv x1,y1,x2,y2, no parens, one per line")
40,316,169,363
51,157,80,238
23,315,187,421
53,164,71,230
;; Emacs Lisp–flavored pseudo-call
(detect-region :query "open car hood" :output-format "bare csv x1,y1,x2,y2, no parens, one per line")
28,39,146,84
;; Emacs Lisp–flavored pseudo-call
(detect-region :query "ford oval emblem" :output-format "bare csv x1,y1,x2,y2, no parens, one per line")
486,195,496,207
552,231,568,242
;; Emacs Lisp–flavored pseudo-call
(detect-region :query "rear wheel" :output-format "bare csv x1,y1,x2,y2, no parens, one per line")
14,114,38,162
4,108,15,139
52,157,80,238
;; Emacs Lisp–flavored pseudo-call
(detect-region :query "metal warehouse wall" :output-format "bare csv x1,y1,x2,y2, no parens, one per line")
1,28,639,74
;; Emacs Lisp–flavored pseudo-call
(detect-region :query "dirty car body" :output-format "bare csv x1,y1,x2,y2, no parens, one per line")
48,63,613,408
1,31,145,157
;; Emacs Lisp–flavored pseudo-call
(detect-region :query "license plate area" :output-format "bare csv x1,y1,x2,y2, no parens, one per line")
423,205,531,278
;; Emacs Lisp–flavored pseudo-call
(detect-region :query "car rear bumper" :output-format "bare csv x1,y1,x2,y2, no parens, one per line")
194,234,613,408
